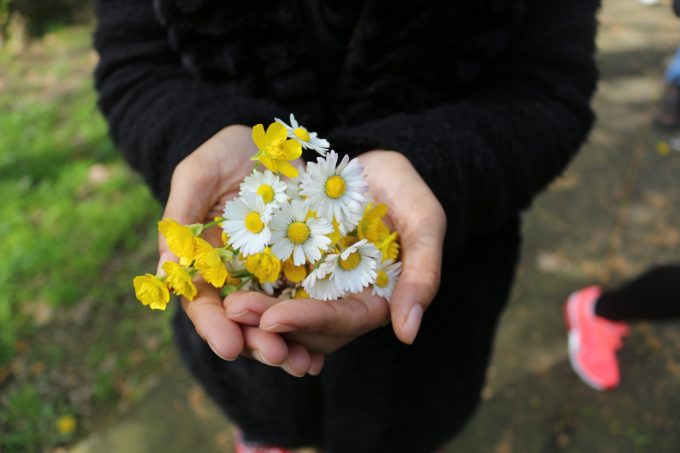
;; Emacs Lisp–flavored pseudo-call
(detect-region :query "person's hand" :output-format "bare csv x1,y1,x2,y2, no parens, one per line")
225,150,447,354
158,125,324,376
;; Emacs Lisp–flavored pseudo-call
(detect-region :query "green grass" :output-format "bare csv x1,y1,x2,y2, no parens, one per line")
0,25,174,451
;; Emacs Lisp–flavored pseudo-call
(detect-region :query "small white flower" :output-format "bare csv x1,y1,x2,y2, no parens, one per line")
261,280,280,296
239,169,288,212
300,151,367,227
327,239,379,294
222,192,271,256
338,209,362,235
285,175,302,200
372,259,401,301
275,113,330,156
269,199,333,265
302,260,344,301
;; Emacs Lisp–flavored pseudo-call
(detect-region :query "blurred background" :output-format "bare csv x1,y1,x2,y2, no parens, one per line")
0,1,679,452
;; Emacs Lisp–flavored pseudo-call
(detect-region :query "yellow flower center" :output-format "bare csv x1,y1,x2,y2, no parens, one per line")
339,251,361,271
376,270,389,288
245,211,265,233
293,127,310,142
325,175,346,199
287,221,310,244
257,184,275,203
267,137,287,159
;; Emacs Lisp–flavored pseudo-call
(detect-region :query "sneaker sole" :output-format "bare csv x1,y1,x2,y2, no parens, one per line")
564,293,609,391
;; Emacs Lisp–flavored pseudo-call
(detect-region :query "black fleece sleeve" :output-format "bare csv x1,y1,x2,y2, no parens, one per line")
93,0,283,202
329,0,599,247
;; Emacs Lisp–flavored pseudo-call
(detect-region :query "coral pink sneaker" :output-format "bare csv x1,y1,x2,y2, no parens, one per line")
564,286,630,391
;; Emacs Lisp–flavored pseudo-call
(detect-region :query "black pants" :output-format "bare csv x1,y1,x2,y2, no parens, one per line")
595,264,680,321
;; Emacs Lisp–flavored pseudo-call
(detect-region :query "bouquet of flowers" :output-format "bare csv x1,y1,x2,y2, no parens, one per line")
132,114,402,311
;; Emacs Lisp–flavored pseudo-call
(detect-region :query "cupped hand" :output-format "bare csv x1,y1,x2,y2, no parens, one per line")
226,150,447,356
158,125,322,376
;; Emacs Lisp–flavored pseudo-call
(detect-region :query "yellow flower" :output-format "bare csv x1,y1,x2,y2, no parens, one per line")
162,261,198,301
158,218,196,266
194,238,228,288
56,414,77,435
245,247,281,283
357,203,391,243
251,122,302,178
133,274,170,310
282,258,307,283
327,218,341,246
377,231,400,261
339,235,359,249
357,203,400,261
293,287,309,299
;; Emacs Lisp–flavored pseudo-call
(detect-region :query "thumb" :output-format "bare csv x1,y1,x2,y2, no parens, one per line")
389,227,444,345
157,164,213,272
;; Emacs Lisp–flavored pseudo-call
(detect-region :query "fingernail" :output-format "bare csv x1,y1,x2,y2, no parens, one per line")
251,349,275,366
228,309,261,325
281,362,304,378
208,341,234,361
260,322,296,333
403,304,423,344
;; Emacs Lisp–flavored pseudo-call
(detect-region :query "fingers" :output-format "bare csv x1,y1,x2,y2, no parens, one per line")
227,293,325,376
241,325,288,366
225,291,278,326
389,217,445,345
259,292,389,337
281,343,312,377
242,326,325,377
181,281,244,360
308,353,325,376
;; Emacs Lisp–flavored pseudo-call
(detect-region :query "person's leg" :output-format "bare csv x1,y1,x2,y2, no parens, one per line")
565,263,680,391
595,264,680,321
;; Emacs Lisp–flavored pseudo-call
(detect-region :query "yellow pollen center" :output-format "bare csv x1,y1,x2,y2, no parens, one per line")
293,127,310,142
287,221,310,244
339,251,361,271
325,175,346,199
245,211,265,233
268,137,287,159
257,184,275,203
376,270,389,288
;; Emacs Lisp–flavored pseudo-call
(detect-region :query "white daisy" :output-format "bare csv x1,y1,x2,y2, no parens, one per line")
239,169,288,212
372,259,402,301
269,199,333,265
222,192,271,256
327,239,379,294
285,175,302,200
275,113,330,155
302,260,344,301
300,151,368,227
338,208,362,235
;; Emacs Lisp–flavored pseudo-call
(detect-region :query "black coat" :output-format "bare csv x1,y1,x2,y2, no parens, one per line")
94,0,599,451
